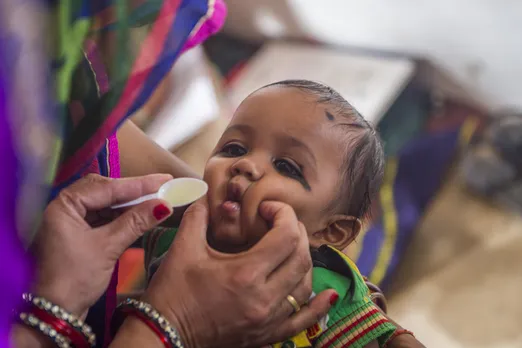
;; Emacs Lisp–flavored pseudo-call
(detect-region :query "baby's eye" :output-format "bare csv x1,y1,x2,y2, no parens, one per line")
220,143,247,157
274,159,304,179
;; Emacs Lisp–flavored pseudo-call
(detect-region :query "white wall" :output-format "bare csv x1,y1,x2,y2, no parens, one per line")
224,0,522,110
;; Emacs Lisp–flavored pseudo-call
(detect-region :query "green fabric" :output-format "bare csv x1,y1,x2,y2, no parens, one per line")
143,227,178,278
316,302,396,348
152,227,177,256
312,266,396,347
312,267,366,324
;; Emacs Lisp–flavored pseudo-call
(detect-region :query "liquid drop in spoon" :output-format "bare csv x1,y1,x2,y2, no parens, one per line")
111,177,208,209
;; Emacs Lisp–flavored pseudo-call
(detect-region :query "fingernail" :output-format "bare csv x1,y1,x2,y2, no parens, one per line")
153,204,171,220
329,293,339,305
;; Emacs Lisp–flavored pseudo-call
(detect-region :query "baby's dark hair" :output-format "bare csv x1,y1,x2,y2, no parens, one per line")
262,79,385,222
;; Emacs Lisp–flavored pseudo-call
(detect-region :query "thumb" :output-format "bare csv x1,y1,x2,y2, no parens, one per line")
102,199,173,257
259,201,297,228
168,196,210,255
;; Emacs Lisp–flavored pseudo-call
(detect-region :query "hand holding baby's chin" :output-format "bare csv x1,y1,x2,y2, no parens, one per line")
143,199,336,348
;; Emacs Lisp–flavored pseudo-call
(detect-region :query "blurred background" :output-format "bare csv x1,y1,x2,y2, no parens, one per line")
116,1,522,347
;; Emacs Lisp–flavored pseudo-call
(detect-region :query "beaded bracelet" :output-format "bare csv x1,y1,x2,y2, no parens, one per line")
115,298,184,348
22,293,96,347
384,328,415,347
18,312,72,348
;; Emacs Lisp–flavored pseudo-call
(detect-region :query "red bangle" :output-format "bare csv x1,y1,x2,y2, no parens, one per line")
114,299,184,348
21,293,95,347
18,312,71,348
120,307,171,348
385,329,415,347
29,306,90,348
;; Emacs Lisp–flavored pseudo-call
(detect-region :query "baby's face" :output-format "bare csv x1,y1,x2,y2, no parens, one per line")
204,87,346,253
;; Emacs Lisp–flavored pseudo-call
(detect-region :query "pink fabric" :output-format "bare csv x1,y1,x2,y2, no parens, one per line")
85,157,100,175
107,134,121,179
181,0,227,54
104,133,120,347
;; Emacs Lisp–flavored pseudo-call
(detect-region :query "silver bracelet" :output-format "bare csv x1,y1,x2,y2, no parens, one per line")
117,298,185,348
23,293,96,346
18,312,72,348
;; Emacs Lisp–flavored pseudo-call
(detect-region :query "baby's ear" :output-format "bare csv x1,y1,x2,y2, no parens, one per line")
310,215,361,250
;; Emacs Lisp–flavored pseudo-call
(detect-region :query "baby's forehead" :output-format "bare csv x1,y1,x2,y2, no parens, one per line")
244,85,317,105
236,87,339,125
229,90,353,160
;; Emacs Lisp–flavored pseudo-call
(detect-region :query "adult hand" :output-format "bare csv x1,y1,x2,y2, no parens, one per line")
142,199,337,348
31,174,174,317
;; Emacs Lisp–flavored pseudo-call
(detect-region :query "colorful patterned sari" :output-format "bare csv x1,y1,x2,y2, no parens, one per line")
0,0,226,346
51,0,227,194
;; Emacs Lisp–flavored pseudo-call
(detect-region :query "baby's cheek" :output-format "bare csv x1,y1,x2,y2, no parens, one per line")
293,198,331,232
247,178,319,223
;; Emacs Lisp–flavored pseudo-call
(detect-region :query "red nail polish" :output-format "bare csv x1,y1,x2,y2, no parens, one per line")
153,204,171,220
329,293,339,305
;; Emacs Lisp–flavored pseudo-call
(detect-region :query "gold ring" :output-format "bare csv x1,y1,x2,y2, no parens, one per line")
286,295,300,313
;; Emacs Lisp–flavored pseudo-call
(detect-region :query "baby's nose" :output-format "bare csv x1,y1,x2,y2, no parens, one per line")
231,158,262,181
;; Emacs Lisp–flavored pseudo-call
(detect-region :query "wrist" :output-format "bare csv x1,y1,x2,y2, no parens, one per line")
112,316,164,348
160,306,195,348
19,293,96,347
141,293,197,348
115,297,193,348
32,280,86,318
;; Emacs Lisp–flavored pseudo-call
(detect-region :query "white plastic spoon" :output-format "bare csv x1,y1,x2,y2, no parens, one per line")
111,177,208,209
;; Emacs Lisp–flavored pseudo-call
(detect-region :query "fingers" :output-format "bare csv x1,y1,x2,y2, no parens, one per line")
56,174,172,218
246,202,303,274
274,289,338,341
258,201,298,229
264,223,312,302
165,196,210,257
101,199,173,257
275,271,313,318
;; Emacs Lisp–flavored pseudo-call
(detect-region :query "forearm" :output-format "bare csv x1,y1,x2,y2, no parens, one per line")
379,312,425,348
110,317,164,348
117,120,199,179
388,334,426,348
384,323,426,348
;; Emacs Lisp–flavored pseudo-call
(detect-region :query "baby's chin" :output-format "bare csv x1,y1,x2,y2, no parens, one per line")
206,223,257,254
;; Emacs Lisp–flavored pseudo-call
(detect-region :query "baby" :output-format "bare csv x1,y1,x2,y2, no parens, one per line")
144,80,396,347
